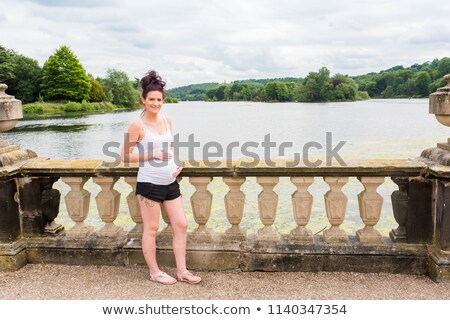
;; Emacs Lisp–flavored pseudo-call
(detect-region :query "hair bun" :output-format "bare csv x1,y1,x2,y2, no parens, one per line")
139,70,167,99
140,70,166,90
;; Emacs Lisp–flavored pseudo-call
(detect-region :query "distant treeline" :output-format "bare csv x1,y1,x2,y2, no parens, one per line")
0,44,178,107
353,58,449,98
168,57,450,102
168,68,369,102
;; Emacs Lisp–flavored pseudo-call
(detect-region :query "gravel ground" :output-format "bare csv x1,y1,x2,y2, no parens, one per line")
0,264,449,300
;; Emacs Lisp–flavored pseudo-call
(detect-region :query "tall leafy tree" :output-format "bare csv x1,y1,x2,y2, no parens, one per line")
100,69,139,108
265,81,289,102
413,71,431,97
437,57,450,78
0,45,15,83
9,55,43,103
88,75,107,102
298,67,332,102
0,45,42,103
41,45,91,101
330,74,358,101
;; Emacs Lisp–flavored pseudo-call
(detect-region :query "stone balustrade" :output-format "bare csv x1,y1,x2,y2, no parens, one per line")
1,157,450,282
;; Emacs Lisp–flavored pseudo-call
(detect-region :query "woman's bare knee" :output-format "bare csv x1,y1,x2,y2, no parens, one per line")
172,219,188,233
143,225,159,238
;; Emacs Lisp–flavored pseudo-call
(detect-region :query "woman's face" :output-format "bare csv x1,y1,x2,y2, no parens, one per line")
142,90,163,114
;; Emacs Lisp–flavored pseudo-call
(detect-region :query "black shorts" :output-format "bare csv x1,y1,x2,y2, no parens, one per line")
135,180,181,203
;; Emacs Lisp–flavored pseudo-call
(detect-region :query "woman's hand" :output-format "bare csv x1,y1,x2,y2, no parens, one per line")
152,149,173,161
173,166,183,177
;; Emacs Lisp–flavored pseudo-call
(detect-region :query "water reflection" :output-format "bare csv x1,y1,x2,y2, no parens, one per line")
11,124,91,133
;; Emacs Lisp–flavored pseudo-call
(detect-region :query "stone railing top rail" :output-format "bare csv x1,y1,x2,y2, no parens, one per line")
17,158,427,177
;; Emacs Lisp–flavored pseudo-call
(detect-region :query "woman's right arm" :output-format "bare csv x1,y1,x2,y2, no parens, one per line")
121,122,149,163
121,121,172,163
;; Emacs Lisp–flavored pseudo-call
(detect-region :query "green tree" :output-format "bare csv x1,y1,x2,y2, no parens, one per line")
437,57,450,78
298,67,332,102
0,45,15,83
382,85,395,98
214,85,226,100
264,81,289,101
0,46,42,103
88,75,107,102
429,77,446,93
41,45,91,101
101,69,139,108
413,71,431,97
364,81,379,97
392,70,414,95
330,74,359,101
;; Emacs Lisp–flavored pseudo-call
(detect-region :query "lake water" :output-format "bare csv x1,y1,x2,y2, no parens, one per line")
6,99,449,235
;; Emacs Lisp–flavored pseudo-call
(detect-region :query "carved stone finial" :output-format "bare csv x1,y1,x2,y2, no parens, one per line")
437,74,450,92
430,75,450,127
0,84,23,132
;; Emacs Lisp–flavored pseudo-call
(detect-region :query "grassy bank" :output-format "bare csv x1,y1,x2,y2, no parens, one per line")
22,101,130,119
22,97,179,119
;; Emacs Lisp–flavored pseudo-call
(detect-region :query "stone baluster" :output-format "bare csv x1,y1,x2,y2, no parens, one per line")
357,177,385,244
390,177,409,242
62,177,94,239
190,177,214,241
223,177,246,241
41,177,64,235
93,177,124,237
124,177,142,239
290,177,314,243
256,177,280,241
323,177,348,243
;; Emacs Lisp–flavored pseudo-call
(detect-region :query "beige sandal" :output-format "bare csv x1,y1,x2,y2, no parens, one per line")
177,271,201,284
150,271,177,285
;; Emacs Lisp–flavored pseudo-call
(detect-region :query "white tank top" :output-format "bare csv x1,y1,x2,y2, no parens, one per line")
136,115,178,185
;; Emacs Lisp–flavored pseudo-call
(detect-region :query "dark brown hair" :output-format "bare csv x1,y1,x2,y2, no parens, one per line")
139,70,166,99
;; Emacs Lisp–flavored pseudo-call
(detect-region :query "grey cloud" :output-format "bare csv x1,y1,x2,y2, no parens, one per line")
24,0,116,7
4,0,450,87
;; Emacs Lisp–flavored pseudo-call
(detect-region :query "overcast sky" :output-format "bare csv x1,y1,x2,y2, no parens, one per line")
1,0,450,88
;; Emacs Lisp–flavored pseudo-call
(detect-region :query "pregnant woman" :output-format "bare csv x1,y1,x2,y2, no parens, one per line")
122,70,201,285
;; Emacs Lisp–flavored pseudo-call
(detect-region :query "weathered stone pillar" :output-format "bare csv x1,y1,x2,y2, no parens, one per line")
290,177,314,243
356,177,384,244
62,177,94,239
189,177,214,241
390,177,409,242
16,177,45,236
223,177,246,241
124,176,142,239
407,177,434,244
93,176,124,237
256,176,280,241
0,177,27,271
0,85,33,270
421,75,450,282
16,176,63,236
0,179,21,242
323,177,348,243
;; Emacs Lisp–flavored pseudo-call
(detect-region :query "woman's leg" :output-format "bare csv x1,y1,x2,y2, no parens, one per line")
162,196,188,274
138,195,162,276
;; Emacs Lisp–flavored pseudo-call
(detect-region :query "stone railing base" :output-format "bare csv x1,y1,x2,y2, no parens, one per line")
10,234,432,277
427,245,450,283
0,238,27,271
